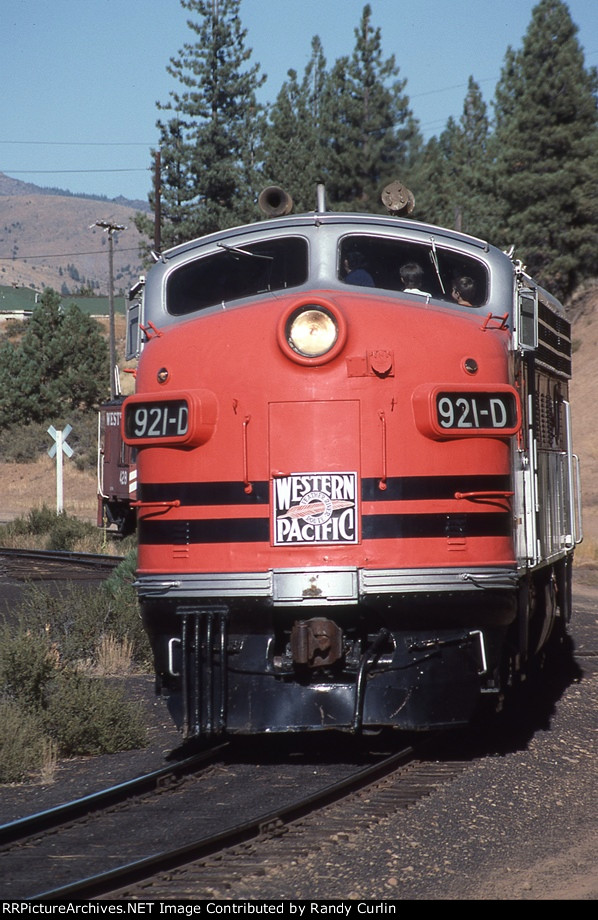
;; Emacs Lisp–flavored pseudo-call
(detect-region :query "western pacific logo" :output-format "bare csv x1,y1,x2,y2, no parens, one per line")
273,472,358,545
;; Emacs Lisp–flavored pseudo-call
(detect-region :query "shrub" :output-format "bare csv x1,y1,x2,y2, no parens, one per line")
1,506,130,554
99,550,150,664
0,563,151,783
0,624,148,780
42,671,146,756
0,624,57,709
103,548,138,594
0,421,49,463
0,409,99,470
3,505,58,537
45,514,90,551
13,573,150,670
0,698,52,784
14,583,109,665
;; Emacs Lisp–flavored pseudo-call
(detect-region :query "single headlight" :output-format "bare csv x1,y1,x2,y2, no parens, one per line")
287,307,338,357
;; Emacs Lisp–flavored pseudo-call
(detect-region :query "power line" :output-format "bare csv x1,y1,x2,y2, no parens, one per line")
0,140,153,147
0,168,148,175
410,77,497,100
0,246,142,261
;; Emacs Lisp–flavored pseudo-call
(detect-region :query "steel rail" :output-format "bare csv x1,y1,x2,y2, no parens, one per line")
0,745,228,847
33,743,416,901
0,547,124,570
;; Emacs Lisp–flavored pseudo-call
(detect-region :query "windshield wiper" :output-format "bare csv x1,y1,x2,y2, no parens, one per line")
428,237,446,295
217,242,274,261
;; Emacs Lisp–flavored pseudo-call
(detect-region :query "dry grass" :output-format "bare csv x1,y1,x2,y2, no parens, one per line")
38,738,59,785
93,634,135,677
0,455,97,526
0,456,130,555
0,531,47,550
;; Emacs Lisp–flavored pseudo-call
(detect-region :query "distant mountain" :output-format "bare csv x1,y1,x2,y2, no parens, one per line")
0,173,151,296
0,172,150,213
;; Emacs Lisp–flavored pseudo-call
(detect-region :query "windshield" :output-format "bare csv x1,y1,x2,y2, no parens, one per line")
167,237,309,316
339,235,489,308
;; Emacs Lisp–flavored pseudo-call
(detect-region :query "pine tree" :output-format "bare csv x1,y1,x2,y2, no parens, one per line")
320,4,417,211
450,78,494,238
409,134,458,228
15,290,65,423
0,290,109,428
0,334,19,430
409,78,494,237
58,304,111,411
150,0,267,248
262,37,328,212
492,0,598,299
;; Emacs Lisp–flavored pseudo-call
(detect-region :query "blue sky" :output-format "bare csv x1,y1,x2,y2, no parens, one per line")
2,0,597,202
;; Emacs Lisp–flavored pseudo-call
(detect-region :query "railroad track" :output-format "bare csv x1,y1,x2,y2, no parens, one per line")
2,736,468,901
118,747,468,902
0,743,229,899
0,547,123,581
0,745,225,847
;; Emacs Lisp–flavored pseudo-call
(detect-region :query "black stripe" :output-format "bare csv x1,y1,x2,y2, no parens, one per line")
361,512,512,540
361,475,511,502
139,512,511,546
139,476,511,507
139,518,270,545
139,481,269,505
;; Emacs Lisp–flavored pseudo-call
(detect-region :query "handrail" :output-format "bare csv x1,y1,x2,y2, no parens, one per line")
454,490,514,501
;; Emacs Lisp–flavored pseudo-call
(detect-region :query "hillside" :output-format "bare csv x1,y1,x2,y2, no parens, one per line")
568,282,598,546
0,173,150,296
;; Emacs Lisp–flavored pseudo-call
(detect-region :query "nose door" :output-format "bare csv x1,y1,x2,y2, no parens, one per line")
269,400,361,547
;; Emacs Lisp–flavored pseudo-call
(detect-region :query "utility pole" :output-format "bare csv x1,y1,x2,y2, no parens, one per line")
94,220,126,399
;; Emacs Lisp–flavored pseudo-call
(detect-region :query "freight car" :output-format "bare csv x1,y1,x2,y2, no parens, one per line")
122,182,582,739
97,396,137,537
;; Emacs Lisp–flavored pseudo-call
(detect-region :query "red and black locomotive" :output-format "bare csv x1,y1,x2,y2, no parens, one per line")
121,183,582,739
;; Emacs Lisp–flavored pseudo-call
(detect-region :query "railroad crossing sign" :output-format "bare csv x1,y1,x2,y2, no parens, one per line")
47,425,74,513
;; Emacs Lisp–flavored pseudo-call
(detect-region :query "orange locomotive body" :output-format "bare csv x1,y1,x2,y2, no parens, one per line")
123,185,581,738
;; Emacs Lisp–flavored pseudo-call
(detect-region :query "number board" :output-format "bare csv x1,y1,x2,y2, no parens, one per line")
124,399,189,441
436,392,517,430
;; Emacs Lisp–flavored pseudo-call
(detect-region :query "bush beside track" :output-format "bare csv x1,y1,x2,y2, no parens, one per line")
0,510,150,784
